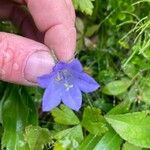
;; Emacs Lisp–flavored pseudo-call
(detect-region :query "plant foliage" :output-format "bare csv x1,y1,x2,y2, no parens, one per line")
0,0,150,149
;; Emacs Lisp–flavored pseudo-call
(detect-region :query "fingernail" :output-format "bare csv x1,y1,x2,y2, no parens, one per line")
24,50,55,83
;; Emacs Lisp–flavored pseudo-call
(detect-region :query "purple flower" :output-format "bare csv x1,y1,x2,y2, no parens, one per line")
37,59,100,112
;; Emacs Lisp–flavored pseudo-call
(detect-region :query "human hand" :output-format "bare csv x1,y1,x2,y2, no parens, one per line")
0,0,76,85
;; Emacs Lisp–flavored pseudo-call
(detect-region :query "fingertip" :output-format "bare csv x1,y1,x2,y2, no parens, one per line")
0,32,55,85
24,51,55,83
44,25,76,62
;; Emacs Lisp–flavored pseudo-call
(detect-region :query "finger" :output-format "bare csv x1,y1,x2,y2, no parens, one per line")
12,0,75,20
64,0,76,22
11,0,25,4
0,32,55,85
10,5,44,42
0,0,43,42
25,0,76,62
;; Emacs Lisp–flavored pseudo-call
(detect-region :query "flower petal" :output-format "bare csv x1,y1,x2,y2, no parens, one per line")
69,59,83,72
37,72,56,88
37,74,51,88
75,72,100,93
62,85,82,111
42,82,62,112
53,61,67,71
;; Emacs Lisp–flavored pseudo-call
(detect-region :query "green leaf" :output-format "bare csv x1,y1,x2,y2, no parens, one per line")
122,63,138,78
85,24,100,37
73,0,95,15
24,125,51,150
1,85,38,150
127,83,139,102
122,142,142,150
21,88,38,126
25,86,43,103
105,111,150,148
141,86,150,105
54,125,83,149
93,98,113,112
79,130,122,150
76,17,85,34
94,129,122,150
102,78,131,96
54,125,83,143
141,76,150,88
51,104,80,125
78,134,102,150
108,100,131,115
118,13,126,21
81,107,108,135
1,86,30,150
0,126,3,141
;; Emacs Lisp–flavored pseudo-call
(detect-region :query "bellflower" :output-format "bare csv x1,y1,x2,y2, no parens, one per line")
37,59,100,112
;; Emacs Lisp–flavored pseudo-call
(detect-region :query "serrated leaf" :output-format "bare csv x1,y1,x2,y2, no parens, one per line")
94,129,122,150
54,125,83,149
73,0,95,15
81,107,108,135
24,125,51,150
102,79,131,95
54,137,79,150
105,111,150,148
54,125,83,143
51,104,80,125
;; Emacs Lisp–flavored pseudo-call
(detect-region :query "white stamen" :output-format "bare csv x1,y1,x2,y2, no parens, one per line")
64,83,73,91
62,69,68,74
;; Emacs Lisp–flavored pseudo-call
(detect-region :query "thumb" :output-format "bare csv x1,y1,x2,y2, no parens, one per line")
0,32,55,85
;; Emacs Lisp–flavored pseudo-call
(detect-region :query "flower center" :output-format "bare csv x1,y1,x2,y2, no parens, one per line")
55,69,74,91
55,69,71,81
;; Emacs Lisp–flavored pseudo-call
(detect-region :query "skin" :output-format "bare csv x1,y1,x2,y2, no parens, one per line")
0,0,76,85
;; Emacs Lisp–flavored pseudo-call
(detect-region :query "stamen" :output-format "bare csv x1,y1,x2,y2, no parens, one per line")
62,69,68,74
55,72,63,81
64,83,73,91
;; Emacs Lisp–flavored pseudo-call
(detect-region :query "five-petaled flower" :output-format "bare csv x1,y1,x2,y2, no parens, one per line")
37,59,100,112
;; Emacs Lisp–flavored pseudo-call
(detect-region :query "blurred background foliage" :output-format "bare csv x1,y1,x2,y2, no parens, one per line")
0,0,150,149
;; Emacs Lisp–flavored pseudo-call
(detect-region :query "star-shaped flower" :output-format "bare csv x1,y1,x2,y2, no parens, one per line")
37,59,100,112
